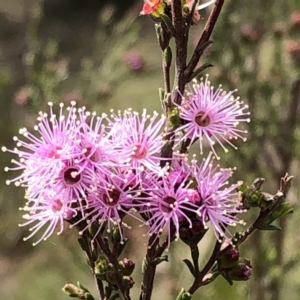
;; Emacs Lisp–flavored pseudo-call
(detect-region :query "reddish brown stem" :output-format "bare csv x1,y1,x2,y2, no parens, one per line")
185,0,225,80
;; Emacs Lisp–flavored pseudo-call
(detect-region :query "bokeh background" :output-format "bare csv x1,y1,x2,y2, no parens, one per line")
0,0,299,299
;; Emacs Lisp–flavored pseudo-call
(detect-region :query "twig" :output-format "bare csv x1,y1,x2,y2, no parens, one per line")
160,21,172,110
140,228,176,300
81,232,106,300
171,0,188,105
185,0,224,80
188,240,221,294
139,236,160,300
94,234,131,300
187,174,293,294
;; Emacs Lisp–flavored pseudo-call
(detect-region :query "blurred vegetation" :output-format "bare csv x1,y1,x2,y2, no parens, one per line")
0,0,299,299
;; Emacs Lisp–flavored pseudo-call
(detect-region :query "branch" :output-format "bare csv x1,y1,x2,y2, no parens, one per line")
139,229,175,300
171,0,188,105
94,234,131,300
187,174,293,294
81,232,106,300
188,241,221,294
139,236,160,300
185,0,224,79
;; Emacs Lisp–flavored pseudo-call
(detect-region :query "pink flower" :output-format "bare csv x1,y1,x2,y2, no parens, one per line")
108,109,166,175
140,0,164,16
20,191,77,245
192,153,244,241
75,107,120,175
77,169,145,241
139,170,200,248
174,76,250,159
3,102,80,188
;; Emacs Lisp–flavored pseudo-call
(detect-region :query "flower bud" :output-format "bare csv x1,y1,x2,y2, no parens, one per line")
122,276,135,290
182,188,200,204
180,220,206,246
168,170,185,185
95,256,109,280
227,259,252,281
62,283,94,299
118,258,135,276
183,0,201,24
168,107,180,127
219,246,239,268
244,189,263,208
63,284,82,297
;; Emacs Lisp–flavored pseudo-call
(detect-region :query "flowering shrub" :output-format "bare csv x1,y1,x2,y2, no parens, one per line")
2,1,294,300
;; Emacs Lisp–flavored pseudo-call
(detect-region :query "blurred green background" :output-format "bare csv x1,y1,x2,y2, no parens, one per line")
0,0,299,299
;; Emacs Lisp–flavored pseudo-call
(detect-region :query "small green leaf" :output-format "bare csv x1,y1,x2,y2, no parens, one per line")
263,202,293,225
221,272,233,286
85,294,95,300
237,182,249,194
77,281,89,293
188,63,214,82
198,40,213,52
78,238,88,252
142,257,148,275
164,46,172,66
161,14,176,36
153,255,169,265
117,238,129,257
259,224,282,231
155,24,163,48
158,88,165,103
183,259,196,277
110,294,120,300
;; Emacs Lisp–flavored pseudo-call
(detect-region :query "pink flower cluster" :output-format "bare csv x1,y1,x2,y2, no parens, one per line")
3,78,249,247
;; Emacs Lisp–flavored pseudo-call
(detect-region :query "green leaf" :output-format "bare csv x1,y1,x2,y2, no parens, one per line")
183,259,196,277
161,14,176,36
85,294,95,300
188,63,214,82
164,46,172,66
142,257,147,275
77,281,89,293
117,238,129,257
153,255,169,265
259,224,282,231
221,272,233,286
158,88,165,103
263,202,293,225
198,40,213,52
78,237,88,252
155,24,163,48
